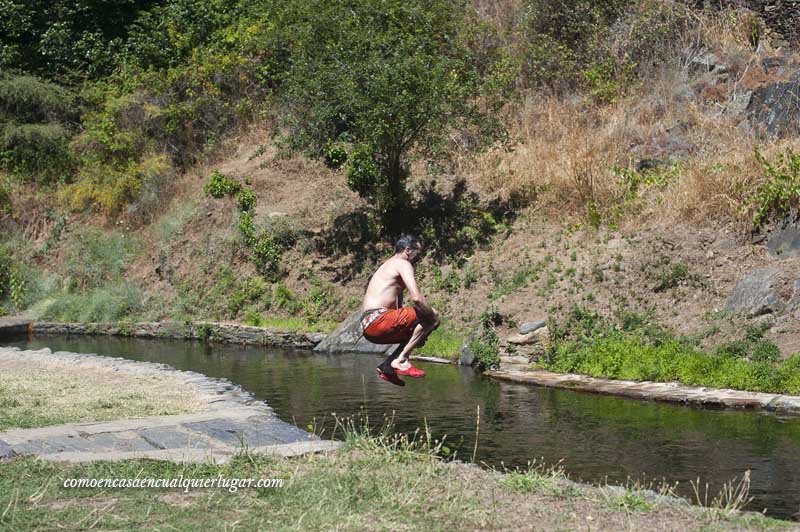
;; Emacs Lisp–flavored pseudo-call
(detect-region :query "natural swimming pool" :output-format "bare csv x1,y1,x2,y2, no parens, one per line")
6,335,800,520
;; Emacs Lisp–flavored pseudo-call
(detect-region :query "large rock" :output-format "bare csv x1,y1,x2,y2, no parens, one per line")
726,268,785,316
747,71,800,137
313,310,398,355
0,440,16,459
767,221,800,258
458,338,475,367
519,319,547,335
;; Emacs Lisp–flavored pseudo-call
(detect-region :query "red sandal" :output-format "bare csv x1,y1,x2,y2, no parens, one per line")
396,365,425,378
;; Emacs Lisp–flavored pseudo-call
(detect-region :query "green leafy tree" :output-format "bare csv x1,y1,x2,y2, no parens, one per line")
274,0,480,234
0,0,160,81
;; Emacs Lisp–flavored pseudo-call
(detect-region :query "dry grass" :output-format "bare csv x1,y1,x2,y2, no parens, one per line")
455,7,800,234
0,350,205,430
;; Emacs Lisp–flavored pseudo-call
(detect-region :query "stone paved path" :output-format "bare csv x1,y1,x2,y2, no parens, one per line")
0,347,340,463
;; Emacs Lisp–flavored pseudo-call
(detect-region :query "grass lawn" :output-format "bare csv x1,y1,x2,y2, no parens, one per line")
0,428,788,531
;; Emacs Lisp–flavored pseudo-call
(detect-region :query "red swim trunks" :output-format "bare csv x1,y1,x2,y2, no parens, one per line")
361,307,418,344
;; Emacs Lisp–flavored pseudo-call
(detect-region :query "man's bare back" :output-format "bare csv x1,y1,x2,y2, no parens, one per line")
362,256,412,311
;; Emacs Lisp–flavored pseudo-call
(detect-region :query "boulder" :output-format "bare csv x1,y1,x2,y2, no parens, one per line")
747,71,800,137
767,221,800,258
507,332,538,345
726,268,785,316
458,338,476,367
313,310,398,355
519,319,547,335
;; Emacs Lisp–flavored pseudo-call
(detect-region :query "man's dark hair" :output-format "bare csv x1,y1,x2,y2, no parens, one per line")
395,234,420,253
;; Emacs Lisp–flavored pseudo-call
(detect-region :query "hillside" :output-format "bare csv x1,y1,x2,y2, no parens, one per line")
3,1,800,391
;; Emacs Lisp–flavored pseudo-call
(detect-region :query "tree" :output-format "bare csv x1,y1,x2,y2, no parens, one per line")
274,0,479,234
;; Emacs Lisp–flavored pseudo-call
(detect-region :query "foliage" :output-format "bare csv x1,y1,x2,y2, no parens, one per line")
0,75,76,123
752,148,800,228
0,123,74,184
415,322,464,361
236,188,257,212
0,245,10,300
251,233,282,279
60,229,139,290
204,170,241,198
470,307,501,371
518,0,630,89
37,283,144,323
275,0,486,233
541,306,798,394
0,0,159,80
238,211,257,246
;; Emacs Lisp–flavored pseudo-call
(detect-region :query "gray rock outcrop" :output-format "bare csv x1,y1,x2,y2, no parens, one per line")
726,268,785,316
747,71,800,137
313,310,397,355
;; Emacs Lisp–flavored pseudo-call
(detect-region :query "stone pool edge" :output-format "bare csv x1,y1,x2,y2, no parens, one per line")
487,368,800,415
0,346,341,464
17,320,325,349
9,318,800,416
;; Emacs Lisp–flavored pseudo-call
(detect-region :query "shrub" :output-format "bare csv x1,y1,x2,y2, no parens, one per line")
752,148,800,228
470,308,501,371
301,283,336,324
204,170,241,198
238,212,257,246
236,188,256,212
60,228,138,289
38,283,143,323
0,123,74,183
273,282,301,314
0,75,76,123
252,233,282,280
323,143,348,170
0,245,10,299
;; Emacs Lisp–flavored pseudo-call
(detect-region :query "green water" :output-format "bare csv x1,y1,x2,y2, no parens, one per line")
6,335,800,520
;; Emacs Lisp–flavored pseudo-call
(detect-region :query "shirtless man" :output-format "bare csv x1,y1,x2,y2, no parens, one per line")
361,235,440,383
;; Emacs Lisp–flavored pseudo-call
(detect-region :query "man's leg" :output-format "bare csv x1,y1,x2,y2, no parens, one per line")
377,342,407,375
390,315,440,370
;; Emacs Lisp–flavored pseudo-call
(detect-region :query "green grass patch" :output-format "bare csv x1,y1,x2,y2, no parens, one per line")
415,322,463,361
541,307,800,394
243,313,336,334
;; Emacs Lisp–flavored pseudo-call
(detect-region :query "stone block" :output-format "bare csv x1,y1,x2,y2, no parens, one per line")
519,319,546,335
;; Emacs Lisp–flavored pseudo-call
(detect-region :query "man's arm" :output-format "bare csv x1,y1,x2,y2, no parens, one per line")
397,261,434,320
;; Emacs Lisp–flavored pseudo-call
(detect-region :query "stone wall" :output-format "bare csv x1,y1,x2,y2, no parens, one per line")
31,321,326,349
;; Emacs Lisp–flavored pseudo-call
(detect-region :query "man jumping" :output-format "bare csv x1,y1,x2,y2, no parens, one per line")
361,235,440,384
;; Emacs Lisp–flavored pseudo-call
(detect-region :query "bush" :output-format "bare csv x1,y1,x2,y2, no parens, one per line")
0,75,76,123
238,211,257,246
38,283,143,323
236,188,256,212
752,148,800,228
204,170,241,198
252,233,282,279
273,282,301,314
0,123,74,183
470,308,501,371
60,229,138,289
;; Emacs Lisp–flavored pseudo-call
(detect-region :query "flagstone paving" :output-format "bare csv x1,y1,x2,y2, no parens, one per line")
0,347,340,464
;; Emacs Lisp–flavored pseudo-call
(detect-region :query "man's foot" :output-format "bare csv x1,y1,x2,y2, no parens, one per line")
376,368,405,386
396,365,425,378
